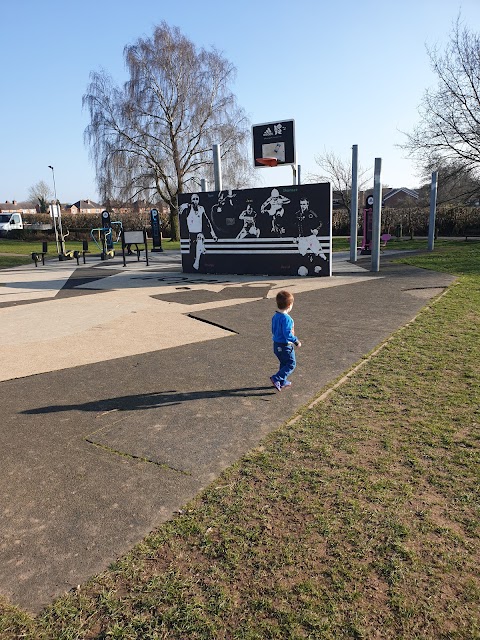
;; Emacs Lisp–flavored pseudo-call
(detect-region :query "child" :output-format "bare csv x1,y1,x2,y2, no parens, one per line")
270,290,301,391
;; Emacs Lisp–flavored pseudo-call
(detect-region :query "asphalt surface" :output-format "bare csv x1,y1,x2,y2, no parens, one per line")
0,250,455,612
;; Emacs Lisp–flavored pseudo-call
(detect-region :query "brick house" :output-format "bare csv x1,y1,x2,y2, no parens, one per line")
381,188,419,208
66,199,103,215
0,200,38,214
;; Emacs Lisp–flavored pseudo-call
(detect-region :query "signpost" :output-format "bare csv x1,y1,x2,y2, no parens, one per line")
361,195,374,255
150,208,163,252
101,210,114,259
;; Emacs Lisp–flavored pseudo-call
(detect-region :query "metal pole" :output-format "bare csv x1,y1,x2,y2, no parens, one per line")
428,171,438,251
371,158,382,272
201,178,207,192
48,166,60,254
350,145,358,262
213,144,222,192
297,164,301,185
57,205,65,256
292,165,297,185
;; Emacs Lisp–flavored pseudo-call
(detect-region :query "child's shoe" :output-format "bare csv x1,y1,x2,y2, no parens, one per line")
281,381,292,389
270,376,281,391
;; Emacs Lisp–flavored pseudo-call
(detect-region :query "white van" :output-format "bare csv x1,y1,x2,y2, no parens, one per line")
0,213,24,236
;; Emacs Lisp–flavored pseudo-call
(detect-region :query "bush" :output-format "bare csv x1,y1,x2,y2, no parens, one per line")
22,210,172,241
335,205,480,238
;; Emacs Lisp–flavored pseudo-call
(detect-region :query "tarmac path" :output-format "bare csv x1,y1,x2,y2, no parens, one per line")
0,251,455,611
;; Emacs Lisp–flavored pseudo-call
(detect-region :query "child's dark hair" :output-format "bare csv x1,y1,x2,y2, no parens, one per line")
276,290,294,310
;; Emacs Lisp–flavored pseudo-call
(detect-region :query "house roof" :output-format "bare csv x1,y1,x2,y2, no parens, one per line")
382,187,419,203
68,199,102,209
0,201,37,212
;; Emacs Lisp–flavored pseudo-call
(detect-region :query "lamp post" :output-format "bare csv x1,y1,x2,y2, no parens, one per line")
191,177,208,192
48,165,64,255
48,165,57,202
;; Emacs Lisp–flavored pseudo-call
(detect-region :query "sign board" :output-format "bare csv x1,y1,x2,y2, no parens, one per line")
49,204,61,219
178,183,331,277
121,229,149,266
252,119,295,167
123,230,145,244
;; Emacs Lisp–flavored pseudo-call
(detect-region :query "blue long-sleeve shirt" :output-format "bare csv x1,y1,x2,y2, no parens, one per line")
272,311,299,344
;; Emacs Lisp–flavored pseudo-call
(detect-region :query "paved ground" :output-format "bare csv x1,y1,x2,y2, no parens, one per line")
0,249,455,612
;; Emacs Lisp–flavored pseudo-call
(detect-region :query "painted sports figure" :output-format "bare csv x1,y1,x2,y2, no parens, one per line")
294,197,327,261
236,203,260,239
179,193,217,270
260,188,290,235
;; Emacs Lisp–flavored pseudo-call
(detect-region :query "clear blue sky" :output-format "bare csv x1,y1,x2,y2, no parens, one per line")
2,0,479,203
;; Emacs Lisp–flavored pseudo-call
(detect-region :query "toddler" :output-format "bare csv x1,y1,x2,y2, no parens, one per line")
270,290,301,391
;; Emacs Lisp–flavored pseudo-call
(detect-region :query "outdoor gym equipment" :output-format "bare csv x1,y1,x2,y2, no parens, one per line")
57,227,78,261
73,240,90,265
90,214,123,260
31,241,48,267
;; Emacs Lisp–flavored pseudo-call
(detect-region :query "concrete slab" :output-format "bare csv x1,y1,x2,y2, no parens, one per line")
0,251,456,612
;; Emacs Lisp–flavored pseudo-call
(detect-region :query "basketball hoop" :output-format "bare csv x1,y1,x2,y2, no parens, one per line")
256,157,278,167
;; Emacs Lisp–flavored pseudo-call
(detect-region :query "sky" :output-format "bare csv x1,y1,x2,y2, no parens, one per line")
2,0,480,204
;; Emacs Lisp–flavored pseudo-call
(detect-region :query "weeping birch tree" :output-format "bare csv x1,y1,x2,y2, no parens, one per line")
83,22,252,239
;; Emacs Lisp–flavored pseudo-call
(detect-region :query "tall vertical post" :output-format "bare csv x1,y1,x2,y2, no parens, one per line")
48,204,60,254
213,144,222,192
371,158,382,272
56,204,66,256
428,171,438,251
201,178,208,192
48,165,61,254
350,144,359,262
297,164,301,185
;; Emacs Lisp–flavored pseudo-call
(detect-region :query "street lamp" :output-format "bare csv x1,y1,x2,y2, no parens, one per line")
189,177,208,192
48,165,57,202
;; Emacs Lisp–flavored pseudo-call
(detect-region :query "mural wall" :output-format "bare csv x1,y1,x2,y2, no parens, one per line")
178,182,332,276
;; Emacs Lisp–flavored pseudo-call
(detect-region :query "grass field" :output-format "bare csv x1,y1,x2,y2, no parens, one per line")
0,242,479,639
0,238,181,268
0,236,473,269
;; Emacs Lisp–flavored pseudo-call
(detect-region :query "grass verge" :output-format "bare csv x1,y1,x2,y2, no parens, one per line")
0,239,181,269
0,243,479,639
0,237,474,269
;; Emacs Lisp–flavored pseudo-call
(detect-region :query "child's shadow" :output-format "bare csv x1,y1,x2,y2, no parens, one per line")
22,386,275,415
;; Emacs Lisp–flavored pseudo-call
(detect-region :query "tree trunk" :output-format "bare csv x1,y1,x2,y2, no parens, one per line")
169,206,179,241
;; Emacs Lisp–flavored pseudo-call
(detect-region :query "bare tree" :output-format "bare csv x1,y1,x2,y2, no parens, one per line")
28,180,53,213
403,17,480,184
417,157,480,205
308,150,371,214
83,22,252,240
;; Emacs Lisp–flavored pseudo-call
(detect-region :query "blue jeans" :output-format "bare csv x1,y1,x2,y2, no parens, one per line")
272,342,296,385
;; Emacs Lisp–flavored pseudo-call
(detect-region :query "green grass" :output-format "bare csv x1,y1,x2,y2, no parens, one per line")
0,238,181,269
0,236,474,270
0,243,479,638
0,254,33,268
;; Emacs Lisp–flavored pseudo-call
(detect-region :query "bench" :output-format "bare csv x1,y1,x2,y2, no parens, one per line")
347,234,392,251
464,227,480,241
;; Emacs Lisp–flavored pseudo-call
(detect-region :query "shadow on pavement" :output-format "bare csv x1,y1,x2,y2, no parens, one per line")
21,386,276,414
